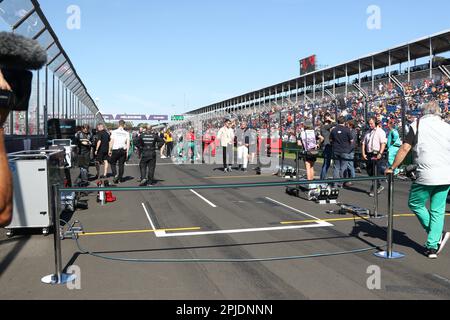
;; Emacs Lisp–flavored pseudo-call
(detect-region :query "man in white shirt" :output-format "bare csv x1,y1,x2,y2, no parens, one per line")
216,119,235,172
109,120,130,184
386,101,450,259
362,118,387,196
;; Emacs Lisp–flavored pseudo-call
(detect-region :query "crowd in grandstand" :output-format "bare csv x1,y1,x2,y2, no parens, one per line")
172,77,449,141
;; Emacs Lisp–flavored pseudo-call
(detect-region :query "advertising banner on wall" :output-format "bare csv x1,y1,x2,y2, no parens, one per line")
115,114,148,121
148,115,169,121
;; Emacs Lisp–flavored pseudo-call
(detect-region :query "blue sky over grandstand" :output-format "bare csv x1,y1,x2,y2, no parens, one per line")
39,0,450,117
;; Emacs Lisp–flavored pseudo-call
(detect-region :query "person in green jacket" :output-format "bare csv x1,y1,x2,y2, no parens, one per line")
387,118,401,175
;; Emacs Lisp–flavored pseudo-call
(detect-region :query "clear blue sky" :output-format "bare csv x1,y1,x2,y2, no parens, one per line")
38,0,450,117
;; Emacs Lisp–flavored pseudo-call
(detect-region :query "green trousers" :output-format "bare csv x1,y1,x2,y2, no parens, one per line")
408,183,450,250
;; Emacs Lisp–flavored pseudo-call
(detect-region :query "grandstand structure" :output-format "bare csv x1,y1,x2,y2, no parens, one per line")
186,30,450,120
0,0,103,151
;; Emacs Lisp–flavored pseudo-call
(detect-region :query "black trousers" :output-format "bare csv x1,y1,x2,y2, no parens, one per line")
366,152,384,188
166,142,173,158
110,149,127,180
140,156,157,182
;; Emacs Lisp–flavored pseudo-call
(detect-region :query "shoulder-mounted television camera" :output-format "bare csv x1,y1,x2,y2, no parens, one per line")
0,68,33,111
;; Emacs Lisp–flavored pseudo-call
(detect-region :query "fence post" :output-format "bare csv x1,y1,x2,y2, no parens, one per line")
41,184,77,285
374,173,405,259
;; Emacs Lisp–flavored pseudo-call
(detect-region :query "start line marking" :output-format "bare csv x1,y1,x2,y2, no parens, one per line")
153,197,333,238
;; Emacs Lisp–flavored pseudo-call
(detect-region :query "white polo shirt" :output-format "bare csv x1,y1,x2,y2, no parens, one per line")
217,127,235,147
111,127,129,151
406,115,450,185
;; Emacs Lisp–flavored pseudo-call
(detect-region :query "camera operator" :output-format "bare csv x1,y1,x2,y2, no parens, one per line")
0,70,12,227
385,101,450,259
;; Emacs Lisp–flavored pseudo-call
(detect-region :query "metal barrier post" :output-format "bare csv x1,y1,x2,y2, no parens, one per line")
373,158,379,217
374,173,405,259
41,184,77,285
371,158,386,219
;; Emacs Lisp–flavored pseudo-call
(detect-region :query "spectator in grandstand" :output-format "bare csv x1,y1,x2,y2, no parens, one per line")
217,119,235,172
298,120,319,181
386,118,402,176
236,121,250,172
109,120,130,184
318,113,335,180
362,117,387,197
386,101,450,259
330,116,354,187
94,123,110,179
0,77,12,226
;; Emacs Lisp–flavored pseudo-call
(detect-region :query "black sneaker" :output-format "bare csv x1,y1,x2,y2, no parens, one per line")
113,177,119,184
437,232,450,255
425,248,438,259
139,179,148,187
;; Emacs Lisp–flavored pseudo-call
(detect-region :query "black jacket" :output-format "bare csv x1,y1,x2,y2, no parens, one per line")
138,132,165,158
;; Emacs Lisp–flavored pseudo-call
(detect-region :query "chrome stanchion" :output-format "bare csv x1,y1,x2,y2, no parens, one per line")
371,157,385,219
372,157,379,217
41,184,77,285
374,173,405,259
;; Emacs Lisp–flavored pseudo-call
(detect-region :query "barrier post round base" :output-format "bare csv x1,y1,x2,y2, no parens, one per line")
41,274,77,285
374,251,405,259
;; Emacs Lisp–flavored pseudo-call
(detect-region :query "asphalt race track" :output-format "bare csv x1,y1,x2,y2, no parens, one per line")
1,156,450,300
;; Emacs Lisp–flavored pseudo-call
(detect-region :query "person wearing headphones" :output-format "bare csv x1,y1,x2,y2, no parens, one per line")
362,117,387,197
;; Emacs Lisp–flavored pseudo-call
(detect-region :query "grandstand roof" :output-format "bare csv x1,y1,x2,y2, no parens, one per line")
188,29,450,115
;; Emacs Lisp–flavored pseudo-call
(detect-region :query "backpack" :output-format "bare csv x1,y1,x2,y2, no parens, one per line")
301,130,319,156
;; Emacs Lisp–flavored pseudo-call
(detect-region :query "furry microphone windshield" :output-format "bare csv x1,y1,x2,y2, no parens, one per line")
0,32,47,70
